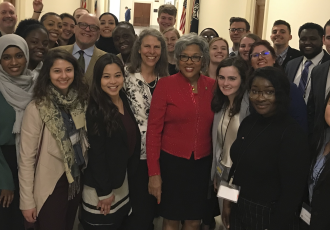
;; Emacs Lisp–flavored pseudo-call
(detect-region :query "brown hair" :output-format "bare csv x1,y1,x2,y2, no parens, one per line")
209,37,229,55
239,33,261,44
162,27,180,39
158,4,177,17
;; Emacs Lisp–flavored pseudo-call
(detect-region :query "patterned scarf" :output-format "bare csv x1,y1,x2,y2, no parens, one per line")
37,85,87,199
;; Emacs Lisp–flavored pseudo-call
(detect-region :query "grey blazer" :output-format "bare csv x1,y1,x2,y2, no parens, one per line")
210,92,250,181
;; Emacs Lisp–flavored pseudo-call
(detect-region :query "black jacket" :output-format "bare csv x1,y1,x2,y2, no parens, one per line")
84,91,141,197
307,60,330,137
281,46,302,69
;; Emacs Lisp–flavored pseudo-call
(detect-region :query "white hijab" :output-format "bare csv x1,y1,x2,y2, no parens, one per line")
0,34,34,157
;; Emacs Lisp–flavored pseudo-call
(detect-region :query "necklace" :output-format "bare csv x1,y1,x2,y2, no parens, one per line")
141,74,158,89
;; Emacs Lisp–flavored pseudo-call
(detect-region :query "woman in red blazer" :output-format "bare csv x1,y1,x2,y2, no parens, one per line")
147,33,215,230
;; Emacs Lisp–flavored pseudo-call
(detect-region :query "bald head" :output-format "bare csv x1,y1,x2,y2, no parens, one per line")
74,14,100,50
0,2,17,34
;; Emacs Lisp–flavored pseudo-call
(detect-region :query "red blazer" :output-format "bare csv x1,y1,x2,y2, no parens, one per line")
146,72,215,176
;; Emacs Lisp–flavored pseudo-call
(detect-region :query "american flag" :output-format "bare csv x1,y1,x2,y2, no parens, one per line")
95,0,98,14
179,0,187,34
81,0,86,8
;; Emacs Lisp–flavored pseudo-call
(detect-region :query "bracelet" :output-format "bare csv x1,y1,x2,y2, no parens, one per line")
34,11,42,13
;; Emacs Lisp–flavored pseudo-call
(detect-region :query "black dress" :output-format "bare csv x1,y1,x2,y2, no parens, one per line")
95,36,119,54
228,113,310,230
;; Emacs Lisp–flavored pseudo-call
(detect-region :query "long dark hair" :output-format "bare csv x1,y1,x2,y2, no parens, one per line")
60,13,77,45
211,57,247,114
311,91,330,162
33,49,89,105
88,53,125,137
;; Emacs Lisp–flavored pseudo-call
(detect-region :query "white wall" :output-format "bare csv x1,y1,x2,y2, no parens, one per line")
198,0,249,47
119,0,165,26
264,0,330,50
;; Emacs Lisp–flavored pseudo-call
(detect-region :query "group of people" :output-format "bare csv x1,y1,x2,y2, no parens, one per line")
1,1,330,230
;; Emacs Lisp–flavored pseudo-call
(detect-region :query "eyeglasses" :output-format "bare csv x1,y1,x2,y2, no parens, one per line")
250,51,271,59
229,28,246,33
202,35,215,39
179,55,203,62
249,89,275,99
77,22,100,32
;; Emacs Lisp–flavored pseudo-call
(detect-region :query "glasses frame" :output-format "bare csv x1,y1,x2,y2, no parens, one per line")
229,28,246,33
179,55,203,62
77,22,100,32
250,50,271,59
249,89,275,99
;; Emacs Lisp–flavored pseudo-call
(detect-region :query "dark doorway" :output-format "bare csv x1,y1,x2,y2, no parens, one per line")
133,3,151,27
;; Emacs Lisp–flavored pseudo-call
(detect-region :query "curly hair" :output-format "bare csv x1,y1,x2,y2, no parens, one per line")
15,19,48,39
211,57,248,114
127,28,169,77
88,53,125,136
33,49,89,105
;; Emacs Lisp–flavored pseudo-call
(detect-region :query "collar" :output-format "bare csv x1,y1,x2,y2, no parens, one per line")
278,46,289,58
303,50,324,65
72,43,95,57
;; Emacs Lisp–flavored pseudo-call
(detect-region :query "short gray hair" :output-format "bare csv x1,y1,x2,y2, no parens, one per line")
174,33,210,73
127,28,169,77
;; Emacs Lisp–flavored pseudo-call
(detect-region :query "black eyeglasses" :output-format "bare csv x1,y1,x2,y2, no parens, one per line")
250,51,271,59
77,22,100,32
179,55,203,62
249,89,275,99
202,35,215,39
229,28,246,33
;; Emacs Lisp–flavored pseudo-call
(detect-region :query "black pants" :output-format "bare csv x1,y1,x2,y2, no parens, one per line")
121,160,157,230
0,145,25,230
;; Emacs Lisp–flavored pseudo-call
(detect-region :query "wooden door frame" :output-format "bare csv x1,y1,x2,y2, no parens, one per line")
245,0,269,39
132,1,153,27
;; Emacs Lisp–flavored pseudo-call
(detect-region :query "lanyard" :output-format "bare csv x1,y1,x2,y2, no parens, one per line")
220,109,233,150
229,117,274,185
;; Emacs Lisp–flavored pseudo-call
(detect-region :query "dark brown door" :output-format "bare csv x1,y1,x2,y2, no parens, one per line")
133,3,151,27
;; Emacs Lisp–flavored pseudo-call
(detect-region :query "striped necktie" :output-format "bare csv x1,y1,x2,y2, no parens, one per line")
298,60,312,94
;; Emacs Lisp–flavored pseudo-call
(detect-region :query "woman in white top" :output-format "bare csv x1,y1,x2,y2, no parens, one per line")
210,57,249,211
122,28,168,229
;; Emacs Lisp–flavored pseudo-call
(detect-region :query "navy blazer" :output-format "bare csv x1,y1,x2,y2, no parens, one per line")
282,46,302,69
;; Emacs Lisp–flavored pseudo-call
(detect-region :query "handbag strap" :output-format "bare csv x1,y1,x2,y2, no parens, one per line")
35,123,45,169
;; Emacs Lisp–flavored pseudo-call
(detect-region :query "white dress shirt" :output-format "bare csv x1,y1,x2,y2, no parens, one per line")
326,67,330,98
72,43,94,73
293,51,324,103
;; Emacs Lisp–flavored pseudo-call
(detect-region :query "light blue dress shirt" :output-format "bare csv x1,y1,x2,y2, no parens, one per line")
72,43,95,73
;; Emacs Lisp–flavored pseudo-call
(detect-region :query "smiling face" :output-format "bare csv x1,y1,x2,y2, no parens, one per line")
270,24,292,47
250,45,276,69
49,59,74,95
75,14,100,50
157,13,176,32
250,77,277,117
42,15,62,44
139,35,161,69
229,22,248,44
210,40,228,64
299,28,323,59
164,30,179,53
200,29,218,43
100,14,116,38
1,46,27,77
25,28,49,67
101,63,124,99
0,2,17,33
113,25,136,55
61,17,75,41
217,66,241,101
239,37,255,61
179,44,203,80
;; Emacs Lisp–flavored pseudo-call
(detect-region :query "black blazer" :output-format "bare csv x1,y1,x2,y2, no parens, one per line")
285,50,330,83
84,91,141,197
307,60,330,137
282,46,302,69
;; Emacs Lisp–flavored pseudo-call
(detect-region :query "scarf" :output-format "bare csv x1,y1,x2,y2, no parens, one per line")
37,85,87,198
0,34,34,158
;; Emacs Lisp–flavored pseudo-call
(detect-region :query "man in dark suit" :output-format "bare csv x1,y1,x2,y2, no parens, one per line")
125,6,131,22
307,20,330,136
270,20,302,69
286,23,330,104
0,2,17,37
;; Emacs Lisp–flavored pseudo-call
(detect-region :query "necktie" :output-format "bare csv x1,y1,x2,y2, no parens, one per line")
298,60,312,94
77,50,85,73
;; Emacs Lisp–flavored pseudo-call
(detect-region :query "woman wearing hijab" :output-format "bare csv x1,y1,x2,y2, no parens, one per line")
0,34,35,230
95,13,119,54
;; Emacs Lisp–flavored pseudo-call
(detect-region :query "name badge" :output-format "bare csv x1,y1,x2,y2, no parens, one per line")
216,161,225,178
217,180,240,203
300,202,311,225
70,132,80,145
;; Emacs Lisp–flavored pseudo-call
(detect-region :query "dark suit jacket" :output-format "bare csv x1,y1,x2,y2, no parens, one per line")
84,91,141,197
307,60,330,136
282,46,302,69
53,44,106,86
285,50,330,83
